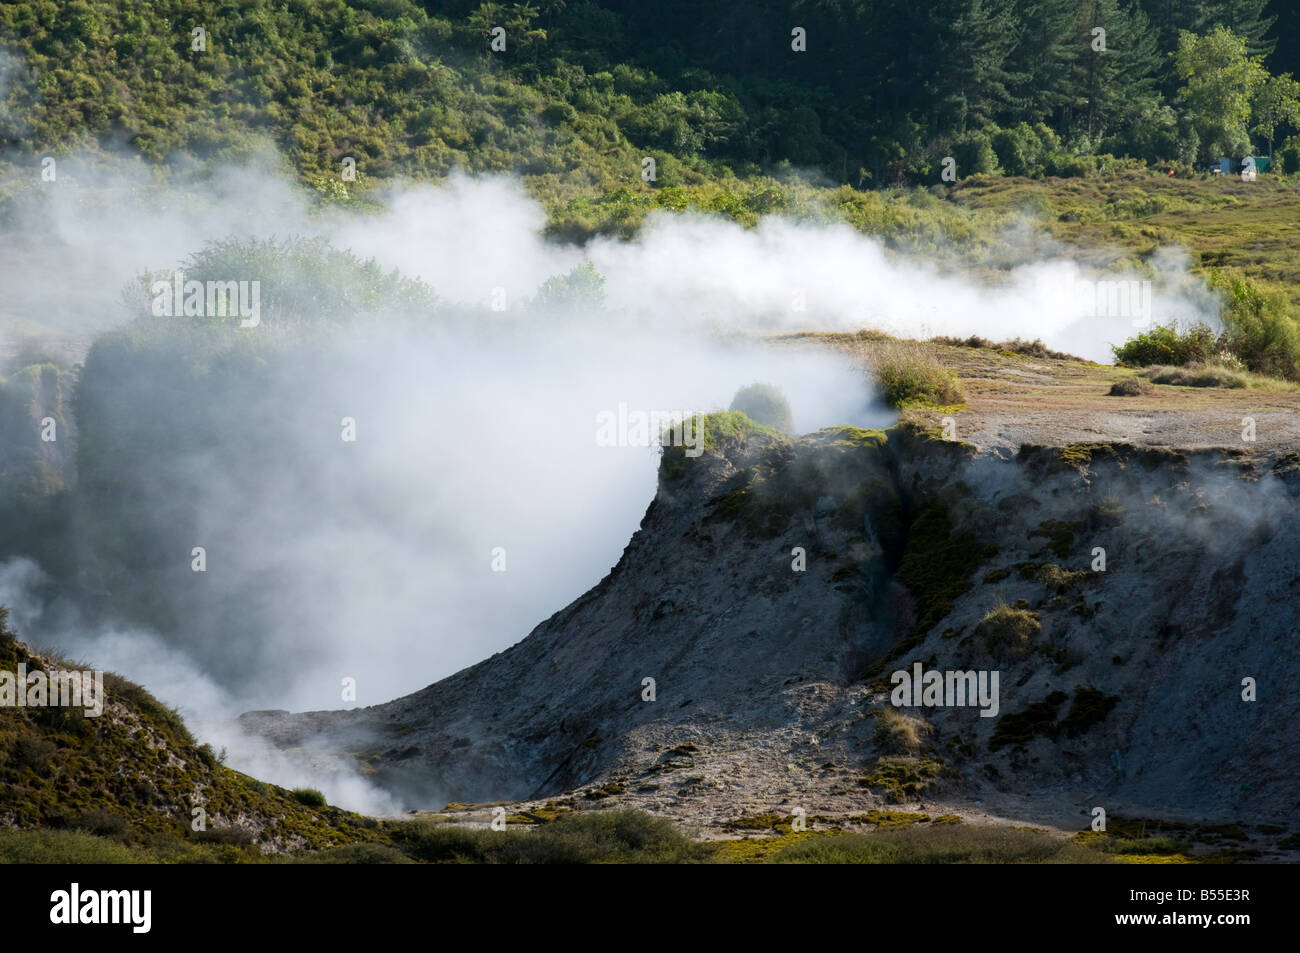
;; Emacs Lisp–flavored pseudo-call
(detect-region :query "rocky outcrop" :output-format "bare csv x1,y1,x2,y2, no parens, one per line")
242,420,1300,830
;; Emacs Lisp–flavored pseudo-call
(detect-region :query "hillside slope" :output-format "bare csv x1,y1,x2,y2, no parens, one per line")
242,399,1300,846
0,613,382,858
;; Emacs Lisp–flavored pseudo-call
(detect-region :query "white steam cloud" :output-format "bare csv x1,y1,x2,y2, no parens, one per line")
0,156,1227,813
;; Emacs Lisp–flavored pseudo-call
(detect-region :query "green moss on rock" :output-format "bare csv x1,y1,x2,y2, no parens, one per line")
896,503,997,636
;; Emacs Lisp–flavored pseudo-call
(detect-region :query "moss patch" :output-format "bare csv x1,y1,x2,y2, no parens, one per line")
990,686,1119,751
895,502,998,636
856,756,948,802
1059,687,1121,737
704,424,898,544
989,691,1069,751
1028,519,1083,559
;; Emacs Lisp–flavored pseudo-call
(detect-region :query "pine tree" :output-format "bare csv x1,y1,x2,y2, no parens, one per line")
1071,0,1163,140
1003,0,1082,127
925,0,1018,133
1200,0,1276,59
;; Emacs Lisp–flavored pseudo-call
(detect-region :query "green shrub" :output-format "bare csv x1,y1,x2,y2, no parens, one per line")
771,824,1109,864
531,262,606,314
1280,137,1300,174
1112,322,1218,367
861,341,963,408
949,131,999,178
1141,364,1247,388
288,843,416,864
1107,377,1152,396
1209,271,1300,380
873,708,933,756
291,787,327,808
976,603,1041,661
729,382,794,433
858,756,947,802
0,830,147,864
988,122,1059,178
11,735,58,776
389,810,707,864
73,809,129,839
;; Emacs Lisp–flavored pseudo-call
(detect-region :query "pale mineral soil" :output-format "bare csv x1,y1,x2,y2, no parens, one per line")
773,331,1300,456
252,334,1300,861
923,345,1300,454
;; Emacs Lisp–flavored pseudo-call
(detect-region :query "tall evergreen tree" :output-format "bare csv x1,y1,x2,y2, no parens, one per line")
1071,0,1163,140
925,0,1018,133
1003,0,1082,127
1200,0,1276,59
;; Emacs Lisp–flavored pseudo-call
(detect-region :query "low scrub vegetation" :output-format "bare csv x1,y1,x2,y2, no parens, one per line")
292,788,328,808
873,708,934,756
1107,376,1154,396
976,602,1042,662
859,341,963,409
1113,322,1220,368
1113,273,1300,382
931,336,1079,361
729,383,794,433
769,824,1109,864
387,810,709,864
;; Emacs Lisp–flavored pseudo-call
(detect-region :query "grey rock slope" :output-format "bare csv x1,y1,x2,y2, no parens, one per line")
242,420,1300,829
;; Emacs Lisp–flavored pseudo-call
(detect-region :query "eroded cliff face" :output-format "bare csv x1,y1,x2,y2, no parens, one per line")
241,419,1300,832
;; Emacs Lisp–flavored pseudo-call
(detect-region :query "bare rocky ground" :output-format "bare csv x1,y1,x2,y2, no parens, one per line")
900,339,1300,452
242,340,1300,860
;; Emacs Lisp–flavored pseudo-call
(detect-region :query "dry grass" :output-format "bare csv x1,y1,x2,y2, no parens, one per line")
873,707,934,755
976,601,1042,661
858,339,964,408
1108,376,1154,396
1139,362,1297,391
769,823,1112,864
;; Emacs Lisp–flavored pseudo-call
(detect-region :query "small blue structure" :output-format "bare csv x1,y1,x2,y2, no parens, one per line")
1218,156,1271,174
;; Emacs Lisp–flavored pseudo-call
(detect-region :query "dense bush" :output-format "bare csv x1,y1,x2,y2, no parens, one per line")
0,1,1288,194
949,131,999,178
728,383,794,433
1281,136,1300,174
531,262,606,314
1115,273,1300,381
771,824,1109,864
291,788,327,808
389,809,708,864
1112,322,1219,367
987,123,1064,178
1210,271,1300,379
860,341,963,408
976,603,1042,662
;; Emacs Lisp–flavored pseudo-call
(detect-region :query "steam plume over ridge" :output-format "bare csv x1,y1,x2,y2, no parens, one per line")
0,157,1231,812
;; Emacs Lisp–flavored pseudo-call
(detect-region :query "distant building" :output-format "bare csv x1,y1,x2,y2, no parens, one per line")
1218,156,1269,177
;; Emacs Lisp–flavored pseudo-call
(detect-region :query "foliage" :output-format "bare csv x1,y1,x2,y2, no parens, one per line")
531,262,605,313
728,382,793,433
1174,26,1267,163
292,788,328,808
873,708,933,756
1209,270,1300,379
0,2,1292,193
861,341,963,409
1112,322,1219,367
388,809,709,863
768,824,1110,864
975,603,1042,662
